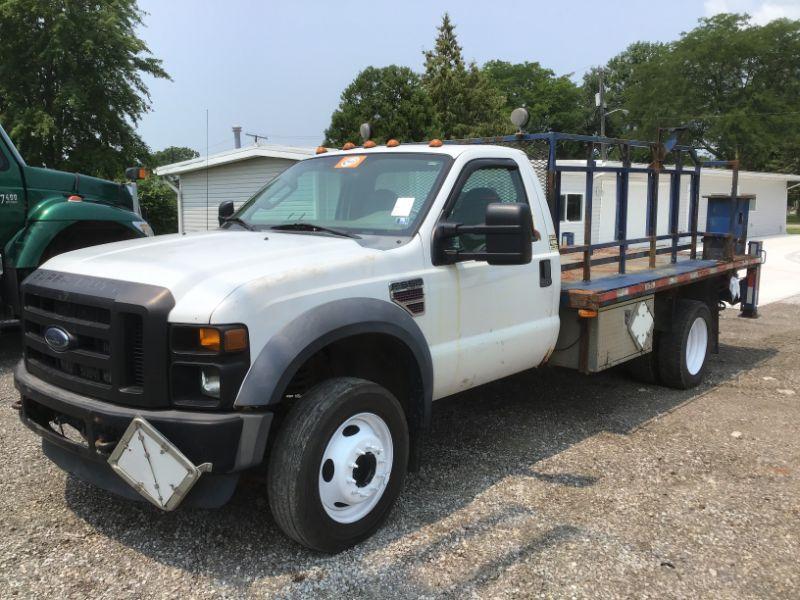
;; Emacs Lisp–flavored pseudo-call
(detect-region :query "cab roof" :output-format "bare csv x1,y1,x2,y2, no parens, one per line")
317,143,523,160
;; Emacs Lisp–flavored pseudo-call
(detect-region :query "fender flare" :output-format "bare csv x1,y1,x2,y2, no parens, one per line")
235,297,433,427
8,207,144,270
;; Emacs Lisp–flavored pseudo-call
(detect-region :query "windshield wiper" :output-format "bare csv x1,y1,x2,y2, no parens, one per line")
223,217,257,231
269,222,360,239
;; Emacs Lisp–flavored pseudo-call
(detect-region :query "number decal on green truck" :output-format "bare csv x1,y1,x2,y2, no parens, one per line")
0,193,19,204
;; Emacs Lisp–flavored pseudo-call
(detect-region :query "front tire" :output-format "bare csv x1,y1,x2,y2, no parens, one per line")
267,377,408,553
657,300,711,389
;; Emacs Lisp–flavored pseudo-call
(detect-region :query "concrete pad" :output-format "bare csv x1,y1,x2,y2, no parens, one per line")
751,234,800,305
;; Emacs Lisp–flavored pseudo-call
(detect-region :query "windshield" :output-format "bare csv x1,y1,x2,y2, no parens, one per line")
233,152,452,235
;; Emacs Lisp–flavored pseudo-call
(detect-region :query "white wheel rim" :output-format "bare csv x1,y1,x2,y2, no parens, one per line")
318,412,393,524
685,316,708,376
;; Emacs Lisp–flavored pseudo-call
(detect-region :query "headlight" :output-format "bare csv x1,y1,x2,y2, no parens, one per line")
170,324,250,410
133,221,155,237
200,367,221,398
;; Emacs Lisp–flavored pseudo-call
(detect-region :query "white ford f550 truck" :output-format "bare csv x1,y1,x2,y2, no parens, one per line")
14,127,763,552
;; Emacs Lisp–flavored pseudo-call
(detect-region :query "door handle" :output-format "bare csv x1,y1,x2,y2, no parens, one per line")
539,259,552,287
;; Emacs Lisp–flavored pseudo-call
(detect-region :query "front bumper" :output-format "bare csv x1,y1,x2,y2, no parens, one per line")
14,360,272,507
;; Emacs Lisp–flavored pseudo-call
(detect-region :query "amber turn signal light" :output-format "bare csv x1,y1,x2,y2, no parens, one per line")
224,327,248,352
578,309,598,318
199,328,221,351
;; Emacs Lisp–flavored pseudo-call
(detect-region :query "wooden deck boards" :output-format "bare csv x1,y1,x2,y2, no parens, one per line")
559,248,761,310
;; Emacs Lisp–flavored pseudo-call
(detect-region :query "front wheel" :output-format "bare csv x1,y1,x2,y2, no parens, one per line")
267,377,408,552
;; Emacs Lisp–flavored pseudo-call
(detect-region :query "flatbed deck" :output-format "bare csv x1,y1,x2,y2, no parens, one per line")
560,253,762,310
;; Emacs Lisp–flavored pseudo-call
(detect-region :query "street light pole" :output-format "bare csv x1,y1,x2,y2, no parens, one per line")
599,68,607,161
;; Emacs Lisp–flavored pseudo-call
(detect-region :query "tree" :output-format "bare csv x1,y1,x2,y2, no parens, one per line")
149,146,199,169
0,0,168,178
422,13,504,139
616,15,800,171
137,176,177,235
324,66,433,146
581,42,666,138
483,60,585,134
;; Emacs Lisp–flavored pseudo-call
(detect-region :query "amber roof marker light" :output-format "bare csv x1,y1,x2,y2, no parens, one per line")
315,146,328,154
429,139,443,147
387,139,400,147
342,142,356,150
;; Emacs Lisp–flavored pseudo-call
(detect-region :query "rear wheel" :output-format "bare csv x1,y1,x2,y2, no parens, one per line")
267,377,408,553
657,300,711,389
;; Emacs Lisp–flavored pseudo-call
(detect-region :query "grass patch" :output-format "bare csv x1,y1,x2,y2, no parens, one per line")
789,213,800,234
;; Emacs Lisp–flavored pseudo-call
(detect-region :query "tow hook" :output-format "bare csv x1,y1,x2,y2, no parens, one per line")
94,437,118,455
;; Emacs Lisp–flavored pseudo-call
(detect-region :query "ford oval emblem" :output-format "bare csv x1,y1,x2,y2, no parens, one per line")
44,326,72,352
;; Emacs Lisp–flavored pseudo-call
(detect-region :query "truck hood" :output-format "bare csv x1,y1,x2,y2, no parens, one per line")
23,165,132,207
42,231,377,322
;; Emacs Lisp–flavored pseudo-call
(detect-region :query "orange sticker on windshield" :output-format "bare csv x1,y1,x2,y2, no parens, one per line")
334,155,367,169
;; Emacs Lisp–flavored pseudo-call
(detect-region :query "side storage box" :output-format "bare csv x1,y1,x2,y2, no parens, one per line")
549,295,655,373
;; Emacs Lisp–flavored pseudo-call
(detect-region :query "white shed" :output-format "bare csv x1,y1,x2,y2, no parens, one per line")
155,144,316,233
556,161,800,245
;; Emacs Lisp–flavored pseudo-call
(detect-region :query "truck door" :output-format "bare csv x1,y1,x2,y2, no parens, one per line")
0,135,26,247
427,158,560,397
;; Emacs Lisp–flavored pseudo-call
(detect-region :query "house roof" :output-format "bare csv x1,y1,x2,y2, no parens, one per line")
154,143,318,176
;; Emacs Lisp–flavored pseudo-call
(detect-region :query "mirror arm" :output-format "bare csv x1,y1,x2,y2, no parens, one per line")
437,223,522,238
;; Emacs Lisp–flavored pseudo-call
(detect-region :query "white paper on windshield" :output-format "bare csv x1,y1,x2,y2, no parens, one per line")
391,197,415,217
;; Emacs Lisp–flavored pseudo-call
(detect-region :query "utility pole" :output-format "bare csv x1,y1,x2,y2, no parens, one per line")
598,68,607,161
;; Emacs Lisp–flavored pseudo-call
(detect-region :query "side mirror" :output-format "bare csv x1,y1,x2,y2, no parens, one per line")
218,200,234,226
484,202,533,265
125,166,149,181
432,202,533,266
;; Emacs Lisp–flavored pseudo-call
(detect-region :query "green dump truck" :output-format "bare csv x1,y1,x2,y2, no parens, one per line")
0,123,152,322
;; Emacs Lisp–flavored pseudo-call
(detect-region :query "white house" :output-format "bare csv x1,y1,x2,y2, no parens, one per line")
157,146,799,239
155,143,318,233
557,160,800,244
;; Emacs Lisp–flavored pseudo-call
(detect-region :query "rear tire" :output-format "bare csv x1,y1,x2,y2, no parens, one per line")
267,377,408,553
657,300,711,389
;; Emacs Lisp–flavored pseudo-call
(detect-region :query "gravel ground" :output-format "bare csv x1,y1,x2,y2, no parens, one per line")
1,298,799,599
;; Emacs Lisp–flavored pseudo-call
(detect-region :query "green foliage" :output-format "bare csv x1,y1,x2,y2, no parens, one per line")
421,13,504,139
0,0,168,178
483,60,585,134
581,42,666,138
148,146,199,169
137,176,177,235
323,66,433,146
597,15,800,171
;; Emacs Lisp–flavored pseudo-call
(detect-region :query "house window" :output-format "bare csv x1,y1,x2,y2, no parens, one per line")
559,193,583,222
748,198,757,212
